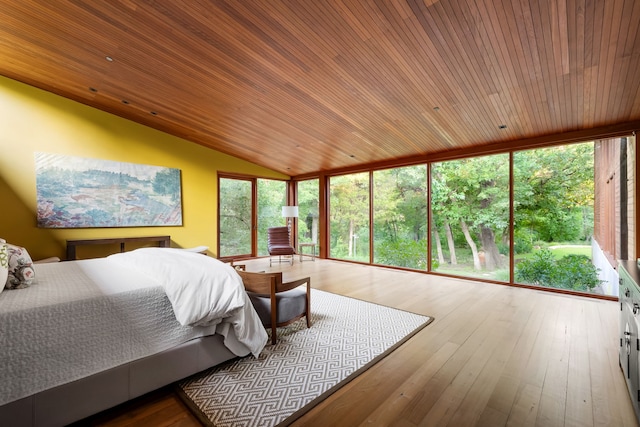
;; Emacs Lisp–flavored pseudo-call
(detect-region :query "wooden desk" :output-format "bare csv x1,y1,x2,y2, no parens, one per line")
66,236,170,260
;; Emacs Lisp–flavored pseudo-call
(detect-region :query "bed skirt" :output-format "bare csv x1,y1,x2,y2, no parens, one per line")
0,334,237,427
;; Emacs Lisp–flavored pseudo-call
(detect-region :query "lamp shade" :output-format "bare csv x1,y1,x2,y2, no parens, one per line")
282,206,299,218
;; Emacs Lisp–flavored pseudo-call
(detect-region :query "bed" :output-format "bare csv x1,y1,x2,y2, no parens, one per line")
0,247,268,427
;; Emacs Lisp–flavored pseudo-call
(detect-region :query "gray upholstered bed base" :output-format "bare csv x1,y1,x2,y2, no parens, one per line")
0,334,237,427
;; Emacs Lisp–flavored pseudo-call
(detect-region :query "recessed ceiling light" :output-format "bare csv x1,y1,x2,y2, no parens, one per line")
499,124,507,129
105,56,114,62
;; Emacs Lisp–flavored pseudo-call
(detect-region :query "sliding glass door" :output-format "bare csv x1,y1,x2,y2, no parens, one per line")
218,175,287,259
298,179,320,252
219,177,253,258
257,179,287,256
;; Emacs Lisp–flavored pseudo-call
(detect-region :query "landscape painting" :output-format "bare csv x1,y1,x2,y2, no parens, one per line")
35,152,182,228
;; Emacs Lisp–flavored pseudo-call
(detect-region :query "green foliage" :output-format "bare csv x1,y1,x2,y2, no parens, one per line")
375,239,427,269
553,255,602,291
372,166,428,267
534,208,583,242
513,229,534,254
515,249,602,292
330,172,371,260
429,142,595,276
219,178,252,257
514,143,594,245
431,153,510,271
515,249,556,286
298,179,319,243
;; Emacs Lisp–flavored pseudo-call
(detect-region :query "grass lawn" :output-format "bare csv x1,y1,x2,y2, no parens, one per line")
547,245,591,258
434,244,593,280
515,244,591,261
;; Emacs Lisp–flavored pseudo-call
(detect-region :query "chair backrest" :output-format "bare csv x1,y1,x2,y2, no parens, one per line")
267,226,292,249
237,270,283,296
237,270,310,295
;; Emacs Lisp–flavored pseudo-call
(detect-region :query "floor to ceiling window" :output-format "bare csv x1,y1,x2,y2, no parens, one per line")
373,165,428,269
430,153,510,281
513,143,600,294
218,136,632,300
218,177,253,258
329,172,370,262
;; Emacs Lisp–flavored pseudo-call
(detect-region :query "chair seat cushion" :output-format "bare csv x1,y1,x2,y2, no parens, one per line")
269,245,295,255
247,287,306,327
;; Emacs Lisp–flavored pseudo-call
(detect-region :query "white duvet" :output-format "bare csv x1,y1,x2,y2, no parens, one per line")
108,248,267,357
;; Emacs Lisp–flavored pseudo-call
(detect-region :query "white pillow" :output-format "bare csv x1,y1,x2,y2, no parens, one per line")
0,239,8,294
5,243,35,289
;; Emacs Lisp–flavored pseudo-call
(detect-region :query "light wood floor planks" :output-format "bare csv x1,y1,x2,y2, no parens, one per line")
83,258,638,427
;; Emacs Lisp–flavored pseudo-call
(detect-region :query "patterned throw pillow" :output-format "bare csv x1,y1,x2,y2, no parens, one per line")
0,239,8,294
5,243,36,290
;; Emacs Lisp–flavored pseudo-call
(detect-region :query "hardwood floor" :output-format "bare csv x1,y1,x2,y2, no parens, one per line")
82,258,638,427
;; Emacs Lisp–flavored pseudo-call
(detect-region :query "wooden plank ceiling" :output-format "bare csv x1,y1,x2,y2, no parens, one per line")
1,0,639,176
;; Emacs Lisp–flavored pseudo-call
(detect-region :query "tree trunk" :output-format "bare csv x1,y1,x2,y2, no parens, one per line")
480,225,503,270
311,216,318,243
348,219,354,257
476,178,502,270
444,222,457,264
460,220,481,270
434,228,445,265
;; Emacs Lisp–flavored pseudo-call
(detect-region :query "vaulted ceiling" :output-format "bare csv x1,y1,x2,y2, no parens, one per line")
1,1,639,176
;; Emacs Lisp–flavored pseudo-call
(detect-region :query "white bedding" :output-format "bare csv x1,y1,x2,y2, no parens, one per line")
0,250,267,406
108,248,267,354
108,248,247,327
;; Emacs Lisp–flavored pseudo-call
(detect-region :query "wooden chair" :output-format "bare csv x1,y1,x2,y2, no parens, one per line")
267,226,296,266
237,269,311,345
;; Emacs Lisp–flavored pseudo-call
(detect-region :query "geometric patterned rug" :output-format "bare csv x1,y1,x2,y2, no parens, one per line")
177,289,433,427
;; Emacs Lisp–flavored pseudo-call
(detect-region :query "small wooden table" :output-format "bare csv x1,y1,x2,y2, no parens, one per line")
298,242,316,262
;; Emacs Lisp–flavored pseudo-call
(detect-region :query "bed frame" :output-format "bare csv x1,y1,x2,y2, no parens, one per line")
0,334,237,427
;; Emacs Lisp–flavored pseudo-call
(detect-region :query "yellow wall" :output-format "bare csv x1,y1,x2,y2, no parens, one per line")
0,76,288,260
